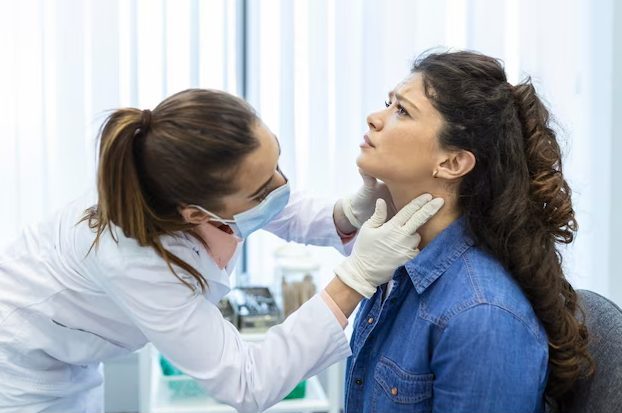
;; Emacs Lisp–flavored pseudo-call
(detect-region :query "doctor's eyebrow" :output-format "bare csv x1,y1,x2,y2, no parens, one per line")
249,175,274,199
248,133,281,199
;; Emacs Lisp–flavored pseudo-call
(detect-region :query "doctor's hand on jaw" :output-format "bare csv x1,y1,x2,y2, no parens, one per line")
333,169,398,235
326,193,443,312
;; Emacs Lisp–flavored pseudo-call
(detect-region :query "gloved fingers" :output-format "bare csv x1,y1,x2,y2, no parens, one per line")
341,197,364,228
392,243,420,263
402,197,445,234
389,193,433,226
365,198,388,228
409,233,422,250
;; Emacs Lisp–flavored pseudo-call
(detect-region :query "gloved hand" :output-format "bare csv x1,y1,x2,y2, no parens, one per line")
334,194,444,298
340,170,397,229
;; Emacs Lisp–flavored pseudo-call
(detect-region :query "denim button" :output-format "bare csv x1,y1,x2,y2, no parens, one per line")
355,378,363,385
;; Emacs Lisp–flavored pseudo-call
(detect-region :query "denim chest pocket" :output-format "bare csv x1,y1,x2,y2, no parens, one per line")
372,356,433,413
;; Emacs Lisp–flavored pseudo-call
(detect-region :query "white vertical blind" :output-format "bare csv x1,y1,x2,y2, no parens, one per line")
0,0,240,248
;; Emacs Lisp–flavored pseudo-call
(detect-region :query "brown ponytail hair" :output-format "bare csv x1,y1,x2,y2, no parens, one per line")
411,51,593,406
83,89,259,292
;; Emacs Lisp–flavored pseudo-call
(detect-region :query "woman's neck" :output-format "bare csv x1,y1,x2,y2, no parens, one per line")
388,182,460,248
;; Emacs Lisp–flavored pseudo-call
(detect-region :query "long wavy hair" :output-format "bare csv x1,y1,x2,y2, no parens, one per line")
83,89,259,292
412,51,593,406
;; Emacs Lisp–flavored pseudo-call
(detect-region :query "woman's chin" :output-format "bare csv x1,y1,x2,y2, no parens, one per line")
355,155,375,175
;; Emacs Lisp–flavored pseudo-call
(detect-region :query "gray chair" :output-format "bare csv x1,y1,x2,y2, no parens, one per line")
559,289,622,412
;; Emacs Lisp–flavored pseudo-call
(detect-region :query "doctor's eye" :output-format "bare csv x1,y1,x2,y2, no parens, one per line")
255,187,271,203
384,99,391,108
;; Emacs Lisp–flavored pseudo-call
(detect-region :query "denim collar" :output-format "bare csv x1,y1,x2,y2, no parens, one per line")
404,216,475,294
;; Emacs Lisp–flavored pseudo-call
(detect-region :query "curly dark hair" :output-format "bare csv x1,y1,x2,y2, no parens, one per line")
411,50,594,406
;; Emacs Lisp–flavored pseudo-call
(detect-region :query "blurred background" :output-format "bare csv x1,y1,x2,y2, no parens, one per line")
1,0,620,411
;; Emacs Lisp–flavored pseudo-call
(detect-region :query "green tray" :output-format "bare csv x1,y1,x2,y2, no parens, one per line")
160,355,307,400
283,380,307,400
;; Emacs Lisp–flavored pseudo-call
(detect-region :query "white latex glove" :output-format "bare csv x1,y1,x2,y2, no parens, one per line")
334,194,444,298
341,170,397,229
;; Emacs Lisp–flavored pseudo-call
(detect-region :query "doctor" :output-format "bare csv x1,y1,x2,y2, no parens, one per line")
0,89,443,412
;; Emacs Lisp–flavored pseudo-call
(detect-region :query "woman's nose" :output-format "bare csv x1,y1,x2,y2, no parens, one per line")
367,111,384,131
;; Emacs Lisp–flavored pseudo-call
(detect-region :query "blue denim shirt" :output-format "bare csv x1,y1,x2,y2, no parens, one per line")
345,218,549,413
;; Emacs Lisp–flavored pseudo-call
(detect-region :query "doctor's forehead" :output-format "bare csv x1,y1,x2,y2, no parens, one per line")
256,121,281,156
233,122,280,183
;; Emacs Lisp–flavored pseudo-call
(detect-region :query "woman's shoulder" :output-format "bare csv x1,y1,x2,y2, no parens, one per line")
424,245,546,341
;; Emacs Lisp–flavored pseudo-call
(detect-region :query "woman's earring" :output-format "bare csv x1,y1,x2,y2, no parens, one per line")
432,170,439,178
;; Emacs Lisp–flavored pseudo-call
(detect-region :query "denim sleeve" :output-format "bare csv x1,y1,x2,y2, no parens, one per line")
431,304,548,413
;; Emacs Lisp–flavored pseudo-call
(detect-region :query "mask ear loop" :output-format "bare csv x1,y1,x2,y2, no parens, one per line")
187,204,236,225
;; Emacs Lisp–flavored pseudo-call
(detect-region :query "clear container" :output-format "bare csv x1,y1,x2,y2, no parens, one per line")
273,244,320,316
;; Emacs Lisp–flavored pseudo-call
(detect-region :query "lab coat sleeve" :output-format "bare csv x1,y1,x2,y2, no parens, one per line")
263,191,355,255
93,251,351,413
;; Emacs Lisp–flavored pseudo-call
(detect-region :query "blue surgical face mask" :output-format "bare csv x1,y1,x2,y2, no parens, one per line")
189,181,291,239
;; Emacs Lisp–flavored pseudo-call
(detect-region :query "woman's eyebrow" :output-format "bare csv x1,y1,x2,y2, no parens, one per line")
389,90,421,113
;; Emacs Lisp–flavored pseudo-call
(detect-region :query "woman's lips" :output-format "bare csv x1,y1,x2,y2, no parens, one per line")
360,134,375,149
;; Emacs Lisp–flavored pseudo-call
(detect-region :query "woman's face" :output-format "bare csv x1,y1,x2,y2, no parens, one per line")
357,73,446,190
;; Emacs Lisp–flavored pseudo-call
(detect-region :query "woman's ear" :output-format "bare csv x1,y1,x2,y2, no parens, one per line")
179,206,206,225
434,150,476,181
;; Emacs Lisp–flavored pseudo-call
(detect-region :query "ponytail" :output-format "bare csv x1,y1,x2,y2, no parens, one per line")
83,108,206,292
513,81,576,242
96,109,153,242
513,80,593,403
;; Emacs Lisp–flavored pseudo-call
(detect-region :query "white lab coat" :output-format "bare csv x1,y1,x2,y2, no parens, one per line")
0,191,352,413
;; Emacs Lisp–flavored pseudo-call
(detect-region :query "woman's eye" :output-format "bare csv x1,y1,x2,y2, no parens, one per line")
385,99,408,117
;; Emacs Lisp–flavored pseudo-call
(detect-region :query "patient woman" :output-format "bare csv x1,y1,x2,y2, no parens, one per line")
344,51,593,413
